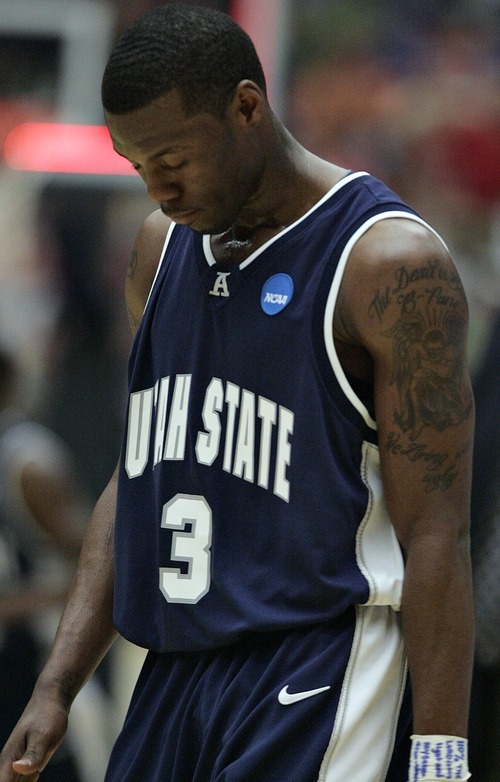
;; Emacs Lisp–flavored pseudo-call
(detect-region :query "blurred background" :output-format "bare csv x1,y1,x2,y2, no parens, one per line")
0,1,498,780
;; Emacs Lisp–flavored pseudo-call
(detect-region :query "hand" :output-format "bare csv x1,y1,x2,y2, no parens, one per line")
0,694,69,782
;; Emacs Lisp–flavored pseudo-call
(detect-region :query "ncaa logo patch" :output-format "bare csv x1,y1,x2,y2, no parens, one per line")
261,273,294,316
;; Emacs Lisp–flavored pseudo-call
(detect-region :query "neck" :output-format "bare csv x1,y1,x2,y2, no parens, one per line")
210,119,348,264
227,125,346,240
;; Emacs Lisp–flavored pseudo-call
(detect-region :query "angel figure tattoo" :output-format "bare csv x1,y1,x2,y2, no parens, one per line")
383,309,472,441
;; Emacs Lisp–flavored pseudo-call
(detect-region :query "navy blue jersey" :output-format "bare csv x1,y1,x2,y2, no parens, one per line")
114,172,437,652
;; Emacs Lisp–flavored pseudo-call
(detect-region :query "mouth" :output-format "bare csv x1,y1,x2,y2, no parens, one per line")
162,206,200,224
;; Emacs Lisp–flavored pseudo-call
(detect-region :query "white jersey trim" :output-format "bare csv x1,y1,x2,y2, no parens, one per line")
144,220,177,313
318,604,408,782
323,210,449,429
202,171,370,269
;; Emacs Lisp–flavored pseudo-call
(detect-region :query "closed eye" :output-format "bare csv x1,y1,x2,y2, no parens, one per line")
130,160,187,173
160,159,187,171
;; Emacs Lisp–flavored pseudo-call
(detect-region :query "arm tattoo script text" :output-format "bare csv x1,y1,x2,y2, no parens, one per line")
369,259,472,492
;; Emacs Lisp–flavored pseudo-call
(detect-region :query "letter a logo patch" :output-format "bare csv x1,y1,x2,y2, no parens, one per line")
261,274,294,315
209,272,231,297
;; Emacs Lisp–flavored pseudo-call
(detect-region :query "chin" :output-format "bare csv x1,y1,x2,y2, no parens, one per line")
192,217,233,236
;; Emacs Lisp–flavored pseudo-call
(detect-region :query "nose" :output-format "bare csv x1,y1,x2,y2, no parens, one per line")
145,172,182,205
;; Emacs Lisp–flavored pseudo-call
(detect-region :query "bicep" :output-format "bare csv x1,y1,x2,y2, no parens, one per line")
340,220,474,552
373,325,474,551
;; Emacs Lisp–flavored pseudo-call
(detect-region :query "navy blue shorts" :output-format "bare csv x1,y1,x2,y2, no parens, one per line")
104,606,411,781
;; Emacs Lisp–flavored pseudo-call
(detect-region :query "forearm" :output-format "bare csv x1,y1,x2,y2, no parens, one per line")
34,469,120,711
401,533,474,736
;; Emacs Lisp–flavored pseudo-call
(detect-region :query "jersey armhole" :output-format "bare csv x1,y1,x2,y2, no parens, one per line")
143,220,177,312
323,211,449,430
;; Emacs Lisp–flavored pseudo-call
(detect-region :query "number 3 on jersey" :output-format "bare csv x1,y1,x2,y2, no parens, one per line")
160,494,212,603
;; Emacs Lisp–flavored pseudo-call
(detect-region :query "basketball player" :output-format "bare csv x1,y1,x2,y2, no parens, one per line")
0,6,474,781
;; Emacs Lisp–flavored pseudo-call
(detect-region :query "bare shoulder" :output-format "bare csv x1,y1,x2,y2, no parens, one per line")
353,217,453,274
336,217,468,351
125,209,172,333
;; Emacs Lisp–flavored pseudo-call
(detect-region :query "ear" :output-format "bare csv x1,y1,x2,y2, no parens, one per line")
229,80,266,126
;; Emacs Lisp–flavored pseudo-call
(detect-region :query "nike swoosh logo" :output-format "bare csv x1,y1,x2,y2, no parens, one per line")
278,684,331,705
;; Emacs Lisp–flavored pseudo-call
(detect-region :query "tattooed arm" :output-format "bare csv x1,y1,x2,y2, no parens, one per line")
336,218,474,737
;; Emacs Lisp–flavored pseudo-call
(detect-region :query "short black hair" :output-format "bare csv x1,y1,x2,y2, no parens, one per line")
101,4,267,118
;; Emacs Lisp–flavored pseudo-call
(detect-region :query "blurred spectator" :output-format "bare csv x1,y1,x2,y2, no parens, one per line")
0,347,84,779
0,347,111,782
34,181,152,502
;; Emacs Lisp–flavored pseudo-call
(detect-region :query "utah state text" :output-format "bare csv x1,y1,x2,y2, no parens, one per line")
124,374,294,502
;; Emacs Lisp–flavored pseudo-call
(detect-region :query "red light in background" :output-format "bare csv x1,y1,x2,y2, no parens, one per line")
3,122,137,176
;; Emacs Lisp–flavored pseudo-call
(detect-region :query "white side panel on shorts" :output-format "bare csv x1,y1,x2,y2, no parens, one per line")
357,442,405,610
318,605,408,782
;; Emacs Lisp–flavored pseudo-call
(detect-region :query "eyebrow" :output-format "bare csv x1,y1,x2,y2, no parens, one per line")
150,145,184,160
111,140,185,161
